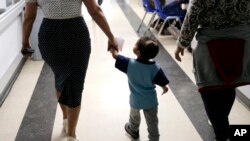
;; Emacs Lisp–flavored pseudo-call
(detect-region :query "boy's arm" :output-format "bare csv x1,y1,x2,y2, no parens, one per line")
161,85,168,95
111,53,130,74
153,68,169,94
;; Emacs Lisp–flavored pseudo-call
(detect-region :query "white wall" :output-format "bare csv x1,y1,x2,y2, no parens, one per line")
0,0,6,9
0,1,24,100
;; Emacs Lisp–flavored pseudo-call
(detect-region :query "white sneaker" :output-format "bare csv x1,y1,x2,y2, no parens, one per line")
63,119,68,134
67,136,79,141
208,119,212,126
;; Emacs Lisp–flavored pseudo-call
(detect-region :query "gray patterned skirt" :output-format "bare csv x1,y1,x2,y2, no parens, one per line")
38,17,91,107
193,25,250,92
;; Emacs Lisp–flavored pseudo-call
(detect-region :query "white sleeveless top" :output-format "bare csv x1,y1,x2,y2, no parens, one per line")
25,0,82,19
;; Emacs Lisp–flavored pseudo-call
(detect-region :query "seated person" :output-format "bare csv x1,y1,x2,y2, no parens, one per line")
151,0,189,30
162,0,188,22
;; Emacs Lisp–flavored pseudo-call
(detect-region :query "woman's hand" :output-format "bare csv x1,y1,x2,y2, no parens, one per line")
21,44,34,58
175,46,184,62
108,38,118,51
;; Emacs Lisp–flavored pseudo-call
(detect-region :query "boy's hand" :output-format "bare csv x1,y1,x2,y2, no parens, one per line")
110,48,117,55
108,38,118,51
109,48,118,59
161,86,168,95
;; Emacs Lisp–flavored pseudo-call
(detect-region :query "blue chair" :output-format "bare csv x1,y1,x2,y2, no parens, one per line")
137,0,157,32
153,0,186,36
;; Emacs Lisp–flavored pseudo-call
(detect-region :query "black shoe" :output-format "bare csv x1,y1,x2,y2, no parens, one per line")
187,46,192,53
125,123,139,139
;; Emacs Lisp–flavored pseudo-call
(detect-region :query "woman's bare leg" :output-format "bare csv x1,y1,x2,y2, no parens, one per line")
56,90,81,138
67,106,81,138
56,90,68,119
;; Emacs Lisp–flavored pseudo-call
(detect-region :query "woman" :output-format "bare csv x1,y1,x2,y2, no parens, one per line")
175,0,250,141
22,0,118,141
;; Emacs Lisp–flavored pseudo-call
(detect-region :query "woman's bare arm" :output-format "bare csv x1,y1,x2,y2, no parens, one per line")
83,0,118,50
22,3,38,48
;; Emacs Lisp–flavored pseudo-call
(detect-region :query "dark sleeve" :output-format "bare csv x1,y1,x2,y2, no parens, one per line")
153,68,169,86
181,0,189,3
115,55,129,73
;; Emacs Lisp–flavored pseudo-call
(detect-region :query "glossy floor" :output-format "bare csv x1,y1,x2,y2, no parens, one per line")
0,0,249,141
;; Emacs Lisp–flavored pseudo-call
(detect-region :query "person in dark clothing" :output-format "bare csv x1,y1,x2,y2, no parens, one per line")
175,0,250,140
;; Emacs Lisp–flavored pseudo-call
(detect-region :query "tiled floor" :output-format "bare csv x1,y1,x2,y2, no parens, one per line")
0,0,249,141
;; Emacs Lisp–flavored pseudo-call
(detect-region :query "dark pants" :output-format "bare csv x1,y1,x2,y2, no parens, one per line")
200,88,236,141
129,107,159,141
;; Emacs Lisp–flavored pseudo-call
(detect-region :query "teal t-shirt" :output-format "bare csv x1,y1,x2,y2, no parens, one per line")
115,55,169,109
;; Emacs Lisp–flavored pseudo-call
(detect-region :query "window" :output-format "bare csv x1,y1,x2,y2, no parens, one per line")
6,0,13,7
7,0,21,6
0,0,21,14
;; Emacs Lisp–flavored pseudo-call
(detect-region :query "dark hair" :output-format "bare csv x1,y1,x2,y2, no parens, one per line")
137,36,159,60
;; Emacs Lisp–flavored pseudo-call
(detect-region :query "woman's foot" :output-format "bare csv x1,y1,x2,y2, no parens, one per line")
208,119,212,126
67,136,79,141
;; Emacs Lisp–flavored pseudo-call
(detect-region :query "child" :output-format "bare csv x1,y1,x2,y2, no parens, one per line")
110,36,169,141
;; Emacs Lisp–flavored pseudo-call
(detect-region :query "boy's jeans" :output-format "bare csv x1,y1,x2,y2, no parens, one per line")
129,107,159,141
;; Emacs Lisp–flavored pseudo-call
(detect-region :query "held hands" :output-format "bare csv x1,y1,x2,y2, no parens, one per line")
108,38,118,51
109,48,118,59
175,46,184,62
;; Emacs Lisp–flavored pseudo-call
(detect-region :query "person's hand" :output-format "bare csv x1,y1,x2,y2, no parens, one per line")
21,44,34,58
109,48,118,59
108,38,118,51
175,46,184,62
110,48,117,54
162,86,168,95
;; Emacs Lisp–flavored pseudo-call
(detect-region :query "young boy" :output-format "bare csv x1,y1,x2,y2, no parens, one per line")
110,36,169,141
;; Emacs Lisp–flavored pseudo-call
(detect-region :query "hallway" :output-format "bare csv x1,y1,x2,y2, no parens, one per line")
0,0,249,141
